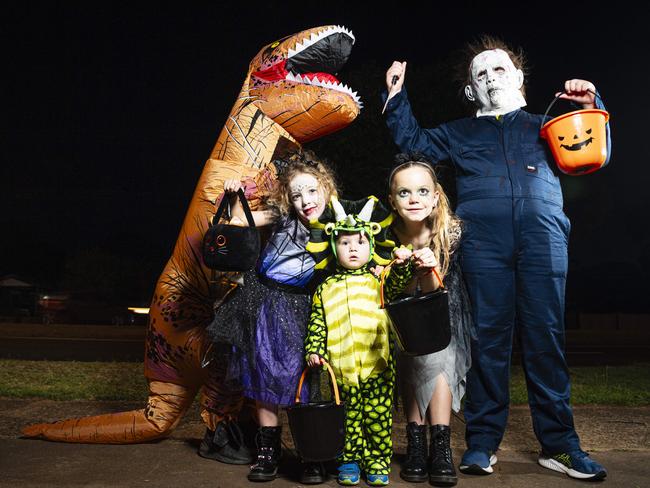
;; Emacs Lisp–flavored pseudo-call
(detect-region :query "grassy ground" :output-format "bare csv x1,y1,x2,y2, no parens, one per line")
1,360,650,405
510,364,650,405
0,360,148,401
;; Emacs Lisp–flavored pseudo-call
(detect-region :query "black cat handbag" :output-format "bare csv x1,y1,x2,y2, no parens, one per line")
202,189,261,271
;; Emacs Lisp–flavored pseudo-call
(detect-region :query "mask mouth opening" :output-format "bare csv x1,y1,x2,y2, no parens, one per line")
252,26,362,109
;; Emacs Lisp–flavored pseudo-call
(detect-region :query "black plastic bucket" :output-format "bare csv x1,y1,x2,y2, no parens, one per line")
386,289,451,356
286,362,346,462
382,266,451,356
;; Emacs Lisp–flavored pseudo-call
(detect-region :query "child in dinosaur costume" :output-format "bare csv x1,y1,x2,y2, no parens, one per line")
304,196,417,487
22,25,361,460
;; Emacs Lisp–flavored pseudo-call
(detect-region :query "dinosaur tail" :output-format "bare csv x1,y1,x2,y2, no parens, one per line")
21,380,197,444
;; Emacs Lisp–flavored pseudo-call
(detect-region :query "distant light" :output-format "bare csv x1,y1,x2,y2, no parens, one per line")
42,295,49,300
128,307,150,315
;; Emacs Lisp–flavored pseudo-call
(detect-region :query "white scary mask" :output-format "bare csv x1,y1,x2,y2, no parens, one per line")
464,49,526,117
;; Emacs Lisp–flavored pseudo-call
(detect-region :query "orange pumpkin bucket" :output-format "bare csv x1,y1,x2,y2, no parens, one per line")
540,91,610,176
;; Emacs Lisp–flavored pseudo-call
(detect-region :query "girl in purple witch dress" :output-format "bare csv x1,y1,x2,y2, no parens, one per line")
207,151,338,483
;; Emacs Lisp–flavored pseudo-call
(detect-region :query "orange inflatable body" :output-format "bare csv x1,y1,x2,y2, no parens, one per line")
23,25,360,443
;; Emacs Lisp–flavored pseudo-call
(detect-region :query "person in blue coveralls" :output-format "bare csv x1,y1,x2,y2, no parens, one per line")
382,35,610,482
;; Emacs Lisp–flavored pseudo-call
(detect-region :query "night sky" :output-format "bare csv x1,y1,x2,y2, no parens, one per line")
3,2,648,310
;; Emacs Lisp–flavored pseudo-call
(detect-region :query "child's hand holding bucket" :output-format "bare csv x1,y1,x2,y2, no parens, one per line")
307,354,325,368
412,247,438,272
392,245,413,266
555,79,597,109
370,265,385,277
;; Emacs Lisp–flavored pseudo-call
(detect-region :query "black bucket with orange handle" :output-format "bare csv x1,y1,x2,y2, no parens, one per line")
286,360,346,462
380,262,451,356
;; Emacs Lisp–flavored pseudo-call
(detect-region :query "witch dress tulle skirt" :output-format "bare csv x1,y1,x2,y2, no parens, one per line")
397,259,474,416
207,270,311,406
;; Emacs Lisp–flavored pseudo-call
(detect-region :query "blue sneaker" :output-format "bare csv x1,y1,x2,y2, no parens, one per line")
366,474,389,486
459,448,497,475
338,462,361,486
538,450,607,481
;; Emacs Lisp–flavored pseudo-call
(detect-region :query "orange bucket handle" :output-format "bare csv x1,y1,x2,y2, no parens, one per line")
379,259,444,309
295,359,342,406
540,89,603,133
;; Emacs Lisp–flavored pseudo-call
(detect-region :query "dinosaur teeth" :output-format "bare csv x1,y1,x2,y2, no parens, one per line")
287,25,356,59
284,70,362,110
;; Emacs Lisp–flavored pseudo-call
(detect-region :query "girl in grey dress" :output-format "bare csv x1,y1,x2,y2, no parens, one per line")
387,154,474,486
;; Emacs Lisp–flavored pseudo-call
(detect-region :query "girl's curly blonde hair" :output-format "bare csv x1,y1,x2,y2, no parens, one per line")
265,150,339,217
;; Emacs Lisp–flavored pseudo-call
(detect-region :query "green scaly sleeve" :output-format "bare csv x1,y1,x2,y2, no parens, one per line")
304,285,329,362
384,262,413,302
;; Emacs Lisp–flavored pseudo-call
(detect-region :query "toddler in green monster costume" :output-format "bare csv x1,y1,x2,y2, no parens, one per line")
304,196,425,487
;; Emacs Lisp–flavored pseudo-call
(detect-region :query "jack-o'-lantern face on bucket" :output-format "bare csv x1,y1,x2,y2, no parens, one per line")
558,128,593,151
540,108,609,175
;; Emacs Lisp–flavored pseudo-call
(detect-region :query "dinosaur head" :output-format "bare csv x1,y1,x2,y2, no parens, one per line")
247,25,361,143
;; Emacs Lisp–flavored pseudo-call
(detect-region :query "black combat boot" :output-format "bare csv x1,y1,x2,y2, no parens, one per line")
248,426,282,482
428,424,457,486
198,420,254,464
400,422,428,482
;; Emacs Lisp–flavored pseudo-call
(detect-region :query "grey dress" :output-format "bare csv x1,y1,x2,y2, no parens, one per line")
394,233,475,417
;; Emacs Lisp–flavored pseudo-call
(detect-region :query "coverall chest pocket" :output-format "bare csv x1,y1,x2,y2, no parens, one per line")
521,143,557,183
457,143,504,179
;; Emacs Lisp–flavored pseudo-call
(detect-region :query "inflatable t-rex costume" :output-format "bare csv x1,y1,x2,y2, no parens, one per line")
23,25,361,444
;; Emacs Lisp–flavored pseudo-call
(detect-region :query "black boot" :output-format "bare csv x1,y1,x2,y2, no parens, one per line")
198,420,254,464
428,425,457,486
400,422,428,482
248,426,282,482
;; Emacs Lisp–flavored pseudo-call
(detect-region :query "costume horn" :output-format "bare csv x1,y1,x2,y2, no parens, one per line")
358,197,376,222
332,197,348,221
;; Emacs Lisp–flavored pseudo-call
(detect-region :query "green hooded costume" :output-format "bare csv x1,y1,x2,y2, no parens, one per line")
304,196,412,475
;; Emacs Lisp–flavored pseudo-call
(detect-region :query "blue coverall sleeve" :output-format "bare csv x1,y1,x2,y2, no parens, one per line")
594,92,613,166
383,87,452,163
